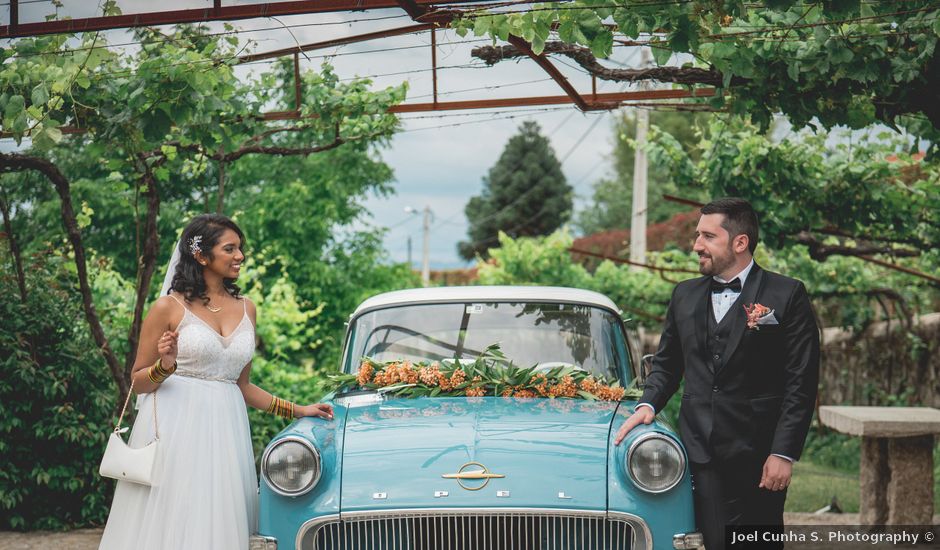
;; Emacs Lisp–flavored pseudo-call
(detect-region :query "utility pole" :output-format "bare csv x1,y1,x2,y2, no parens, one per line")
421,206,432,286
629,47,651,271
407,235,412,268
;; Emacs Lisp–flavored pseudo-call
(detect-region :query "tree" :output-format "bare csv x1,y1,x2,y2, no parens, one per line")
455,1,940,145
458,121,573,260
0,18,419,529
577,110,710,235
644,117,939,276
0,19,406,408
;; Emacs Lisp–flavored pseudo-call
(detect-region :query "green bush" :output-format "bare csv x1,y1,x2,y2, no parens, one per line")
476,229,692,329
802,425,861,472
243,265,333,461
0,251,116,530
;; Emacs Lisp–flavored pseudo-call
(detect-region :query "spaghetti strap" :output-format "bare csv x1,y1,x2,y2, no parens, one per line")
167,293,187,310
242,297,248,315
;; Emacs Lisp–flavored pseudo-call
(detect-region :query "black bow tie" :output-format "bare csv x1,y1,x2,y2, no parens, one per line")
711,278,742,293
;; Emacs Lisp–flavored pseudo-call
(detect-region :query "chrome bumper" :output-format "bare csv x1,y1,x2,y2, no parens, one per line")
673,531,704,549
250,534,277,550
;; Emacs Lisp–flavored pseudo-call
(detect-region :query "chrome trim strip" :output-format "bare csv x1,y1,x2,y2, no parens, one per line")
609,510,654,550
626,431,687,494
261,436,322,498
294,513,339,550
340,507,608,521
294,508,653,550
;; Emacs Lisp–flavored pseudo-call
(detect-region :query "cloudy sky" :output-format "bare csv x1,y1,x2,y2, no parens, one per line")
4,1,669,268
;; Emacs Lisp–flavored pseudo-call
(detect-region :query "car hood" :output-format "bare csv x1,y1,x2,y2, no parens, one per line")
340,396,620,512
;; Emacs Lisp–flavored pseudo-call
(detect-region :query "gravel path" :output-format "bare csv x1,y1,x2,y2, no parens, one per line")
0,528,103,550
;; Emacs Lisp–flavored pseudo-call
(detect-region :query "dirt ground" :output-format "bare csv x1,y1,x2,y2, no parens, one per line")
1,514,937,549
0,528,103,550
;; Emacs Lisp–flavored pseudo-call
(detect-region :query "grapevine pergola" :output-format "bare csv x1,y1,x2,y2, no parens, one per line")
0,0,716,125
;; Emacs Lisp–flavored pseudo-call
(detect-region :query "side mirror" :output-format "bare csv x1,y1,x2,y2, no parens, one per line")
637,354,654,385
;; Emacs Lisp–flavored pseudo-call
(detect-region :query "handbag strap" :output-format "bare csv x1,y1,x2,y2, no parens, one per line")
114,371,160,440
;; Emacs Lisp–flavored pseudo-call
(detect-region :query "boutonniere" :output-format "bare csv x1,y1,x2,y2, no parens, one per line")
743,303,774,330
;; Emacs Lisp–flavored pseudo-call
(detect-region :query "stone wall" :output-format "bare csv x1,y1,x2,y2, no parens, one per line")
818,313,940,408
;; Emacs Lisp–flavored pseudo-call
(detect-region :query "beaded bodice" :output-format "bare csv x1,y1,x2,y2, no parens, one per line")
170,296,255,383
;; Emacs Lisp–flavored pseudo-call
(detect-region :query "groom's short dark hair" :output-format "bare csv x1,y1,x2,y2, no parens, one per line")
701,197,759,254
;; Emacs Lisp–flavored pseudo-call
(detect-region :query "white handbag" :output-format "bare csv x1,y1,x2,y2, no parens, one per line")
99,376,161,486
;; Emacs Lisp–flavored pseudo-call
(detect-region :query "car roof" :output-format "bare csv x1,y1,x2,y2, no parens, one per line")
351,286,622,317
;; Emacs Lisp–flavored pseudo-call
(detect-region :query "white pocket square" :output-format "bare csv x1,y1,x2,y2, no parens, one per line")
757,310,779,325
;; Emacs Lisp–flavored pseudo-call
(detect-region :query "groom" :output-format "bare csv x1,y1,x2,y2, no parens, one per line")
615,197,819,550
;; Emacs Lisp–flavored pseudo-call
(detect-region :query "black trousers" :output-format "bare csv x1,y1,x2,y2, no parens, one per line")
690,458,787,550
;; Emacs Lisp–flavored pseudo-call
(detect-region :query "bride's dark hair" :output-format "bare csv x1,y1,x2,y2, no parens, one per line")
169,214,246,305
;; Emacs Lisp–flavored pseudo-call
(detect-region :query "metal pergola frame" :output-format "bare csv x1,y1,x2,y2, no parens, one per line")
1,0,717,117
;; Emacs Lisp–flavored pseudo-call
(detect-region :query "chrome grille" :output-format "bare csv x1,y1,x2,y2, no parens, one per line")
298,509,648,550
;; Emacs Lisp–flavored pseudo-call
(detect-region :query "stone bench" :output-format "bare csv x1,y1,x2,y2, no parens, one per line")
818,406,940,525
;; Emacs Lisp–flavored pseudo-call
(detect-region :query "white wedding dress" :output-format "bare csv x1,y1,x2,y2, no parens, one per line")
99,295,258,550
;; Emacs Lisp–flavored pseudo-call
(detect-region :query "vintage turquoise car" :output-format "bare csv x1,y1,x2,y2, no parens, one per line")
251,286,703,550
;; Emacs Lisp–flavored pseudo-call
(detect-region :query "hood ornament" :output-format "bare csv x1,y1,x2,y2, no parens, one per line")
442,462,505,491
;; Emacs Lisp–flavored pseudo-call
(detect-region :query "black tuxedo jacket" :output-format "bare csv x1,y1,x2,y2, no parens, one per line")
639,263,820,464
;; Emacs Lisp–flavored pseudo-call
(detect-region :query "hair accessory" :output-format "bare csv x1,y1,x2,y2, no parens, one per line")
188,235,203,256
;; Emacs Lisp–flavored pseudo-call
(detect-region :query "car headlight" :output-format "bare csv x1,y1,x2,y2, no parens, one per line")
262,436,321,497
626,432,685,493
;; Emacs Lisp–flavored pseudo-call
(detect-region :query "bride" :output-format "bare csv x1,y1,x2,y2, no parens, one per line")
99,214,333,550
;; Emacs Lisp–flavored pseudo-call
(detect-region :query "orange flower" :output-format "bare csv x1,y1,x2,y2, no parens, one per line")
530,374,549,397
384,363,401,384
514,389,536,398
549,375,577,398
465,387,486,397
419,365,441,386
372,371,385,386
400,365,419,384
743,302,772,330
450,368,466,386
593,384,626,401
357,363,374,386
579,377,598,393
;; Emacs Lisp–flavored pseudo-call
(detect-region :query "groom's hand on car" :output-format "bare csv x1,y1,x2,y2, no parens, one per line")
614,406,655,445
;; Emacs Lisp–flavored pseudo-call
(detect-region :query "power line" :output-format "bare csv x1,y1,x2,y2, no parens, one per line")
427,52,635,232
65,38,487,82
407,77,555,100
2,13,414,58
399,105,579,121
337,63,487,82
401,105,577,132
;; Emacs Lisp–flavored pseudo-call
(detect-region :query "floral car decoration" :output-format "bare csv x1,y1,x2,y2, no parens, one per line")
253,286,703,550
328,344,637,401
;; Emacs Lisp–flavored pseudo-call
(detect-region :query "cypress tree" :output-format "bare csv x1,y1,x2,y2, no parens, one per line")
458,121,572,260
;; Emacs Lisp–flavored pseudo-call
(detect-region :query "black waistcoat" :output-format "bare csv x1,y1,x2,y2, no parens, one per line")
706,293,737,373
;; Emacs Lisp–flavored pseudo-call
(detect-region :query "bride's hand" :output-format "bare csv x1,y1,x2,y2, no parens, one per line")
157,330,179,368
295,403,334,420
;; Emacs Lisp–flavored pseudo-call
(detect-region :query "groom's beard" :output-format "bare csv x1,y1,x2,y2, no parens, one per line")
698,245,735,277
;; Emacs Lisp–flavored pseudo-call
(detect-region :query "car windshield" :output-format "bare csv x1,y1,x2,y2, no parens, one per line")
343,302,630,382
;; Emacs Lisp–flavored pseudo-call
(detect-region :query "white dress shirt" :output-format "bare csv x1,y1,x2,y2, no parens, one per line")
711,260,754,322
634,259,794,462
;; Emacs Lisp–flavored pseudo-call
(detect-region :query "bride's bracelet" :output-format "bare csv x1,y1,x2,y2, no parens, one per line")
148,358,177,384
267,396,295,419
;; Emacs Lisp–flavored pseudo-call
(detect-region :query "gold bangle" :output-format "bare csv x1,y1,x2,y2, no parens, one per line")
267,396,295,419
148,358,176,384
